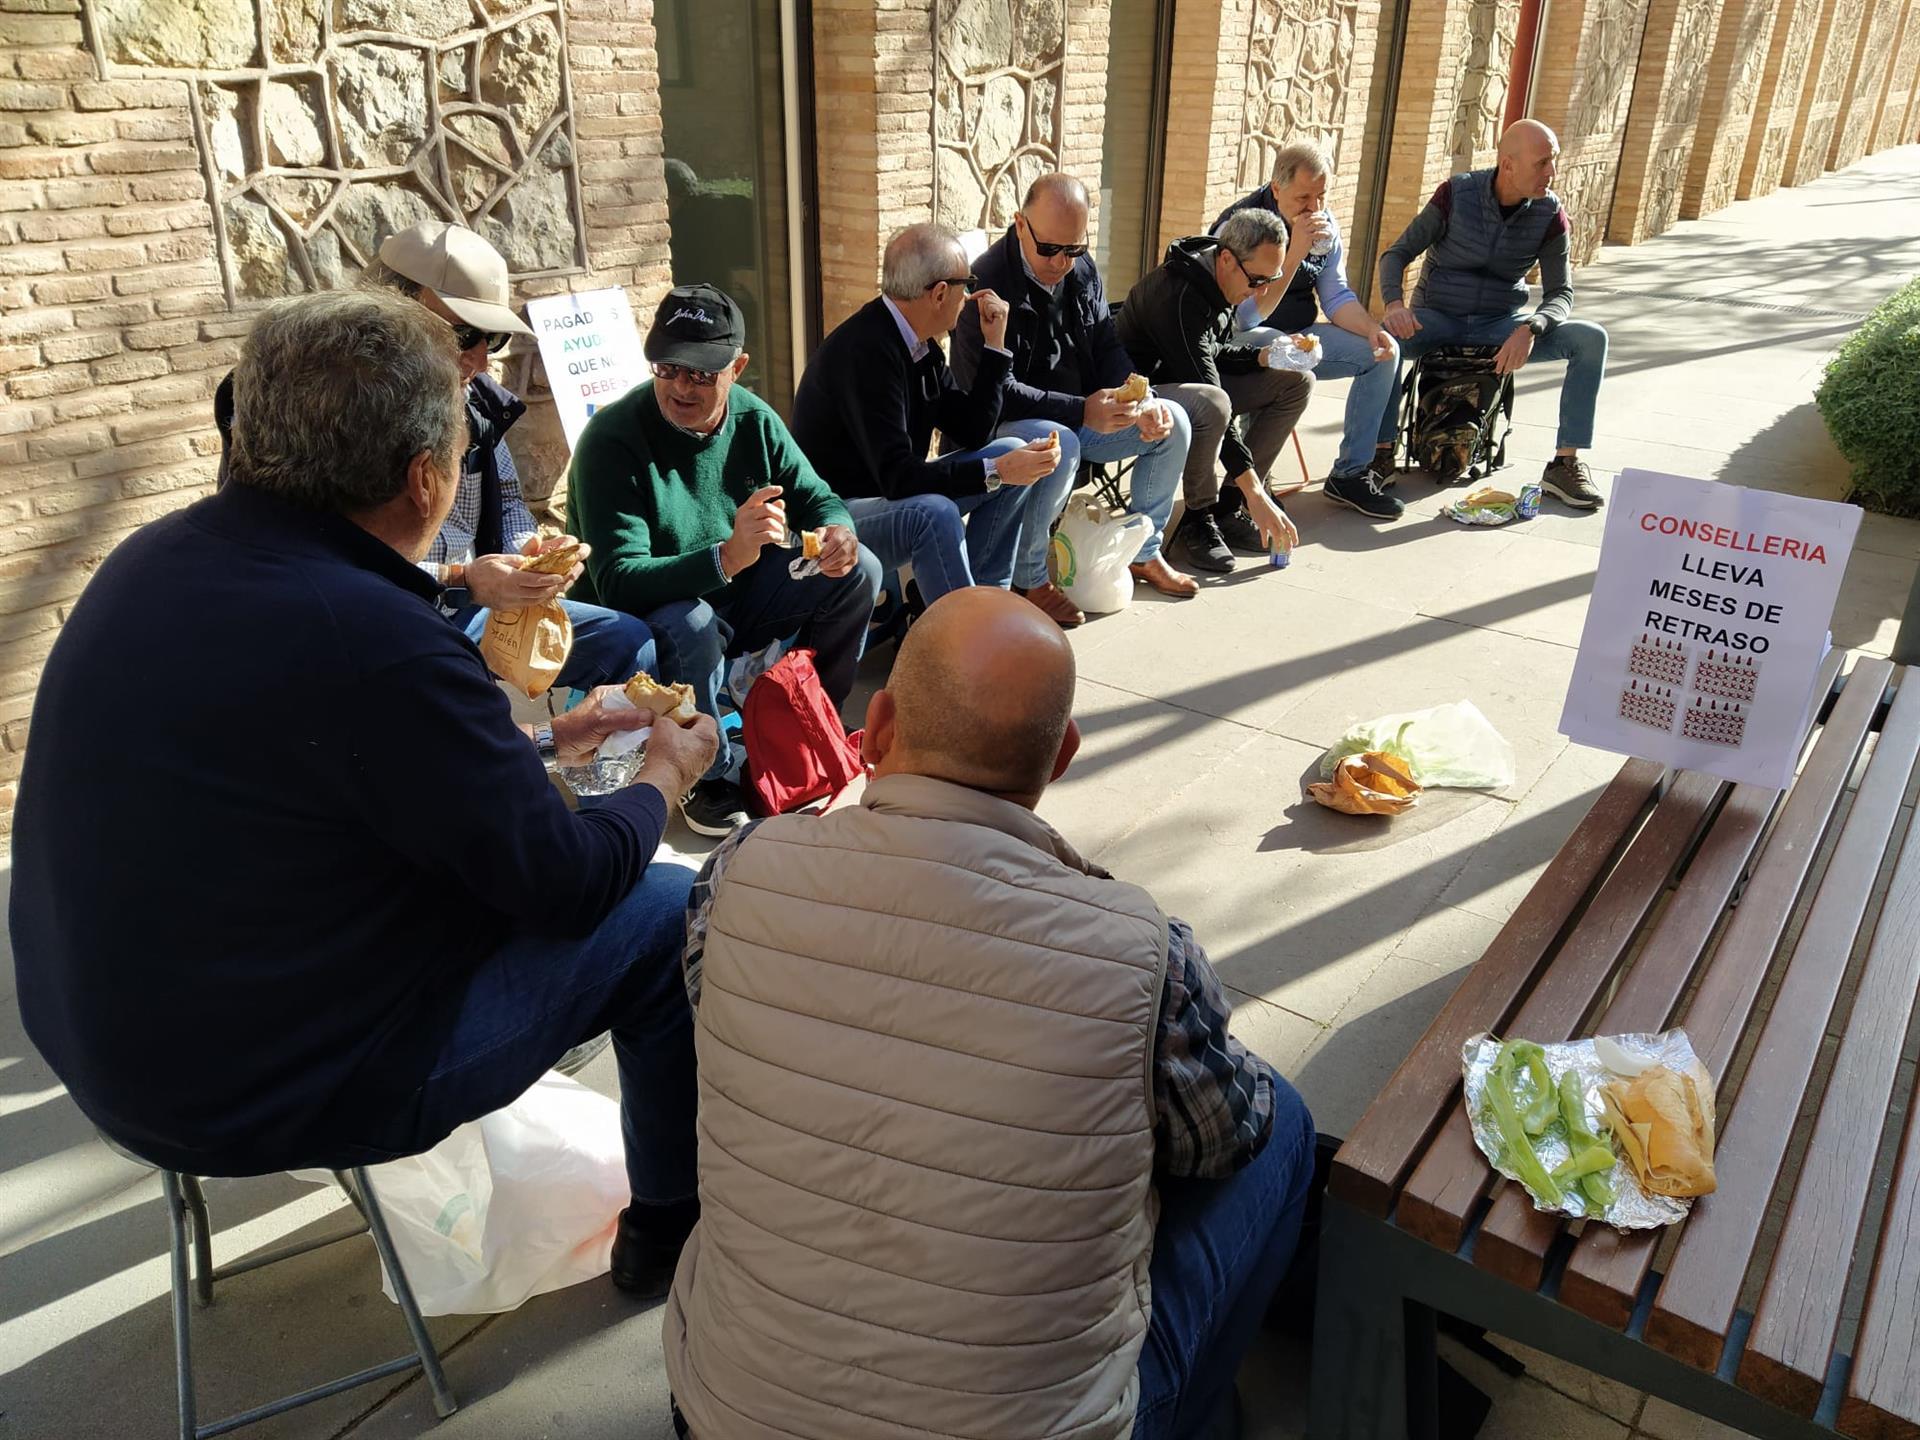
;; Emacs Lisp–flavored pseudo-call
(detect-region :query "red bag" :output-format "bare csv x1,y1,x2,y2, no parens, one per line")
742,648,865,817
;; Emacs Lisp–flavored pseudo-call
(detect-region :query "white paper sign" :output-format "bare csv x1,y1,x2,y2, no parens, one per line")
526,288,650,451
1558,469,1860,789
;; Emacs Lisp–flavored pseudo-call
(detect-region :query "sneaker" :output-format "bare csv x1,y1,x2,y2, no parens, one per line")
681,777,753,837
610,1202,698,1298
1324,469,1406,520
1173,507,1235,573
1542,455,1604,509
1213,494,1267,554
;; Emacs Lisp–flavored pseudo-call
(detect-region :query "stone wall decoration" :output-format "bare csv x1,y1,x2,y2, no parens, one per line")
82,0,589,302
1566,0,1646,138
1683,0,1778,218
1237,0,1361,191
1657,0,1719,130
1449,0,1523,172
932,0,1068,231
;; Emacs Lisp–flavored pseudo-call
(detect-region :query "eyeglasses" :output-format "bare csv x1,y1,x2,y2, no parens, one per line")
449,322,514,354
925,275,979,294
1018,215,1089,258
652,361,725,387
1228,249,1279,289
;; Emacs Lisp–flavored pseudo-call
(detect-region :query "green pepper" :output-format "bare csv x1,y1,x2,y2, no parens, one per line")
1580,1171,1615,1209
1502,1040,1558,1136
1551,1144,1617,1183
1558,1069,1601,1147
1484,1044,1563,1207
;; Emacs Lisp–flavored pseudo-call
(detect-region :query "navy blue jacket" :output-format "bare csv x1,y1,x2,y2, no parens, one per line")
949,225,1133,427
9,482,667,1174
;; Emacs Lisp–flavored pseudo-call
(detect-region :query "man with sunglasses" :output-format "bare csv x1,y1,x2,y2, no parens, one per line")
951,173,1197,616
790,222,1063,612
1117,210,1311,574
212,221,661,699
569,284,882,837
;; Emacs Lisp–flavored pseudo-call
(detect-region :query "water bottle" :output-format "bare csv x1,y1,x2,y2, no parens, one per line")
1309,210,1337,259
1267,530,1292,570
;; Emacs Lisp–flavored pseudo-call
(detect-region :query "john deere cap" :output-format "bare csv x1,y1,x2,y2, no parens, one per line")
377,221,533,337
645,283,746,371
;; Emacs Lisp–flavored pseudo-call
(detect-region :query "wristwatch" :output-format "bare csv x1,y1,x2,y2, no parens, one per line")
531,722,558,761
1526,314,1550,337
982,455,1003,493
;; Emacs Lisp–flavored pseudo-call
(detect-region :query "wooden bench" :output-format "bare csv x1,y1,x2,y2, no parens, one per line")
1308,651,1920,1440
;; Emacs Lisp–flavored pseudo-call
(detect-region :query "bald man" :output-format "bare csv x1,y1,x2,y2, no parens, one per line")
663,587,1316,1440
1377,118,1609,510
953,173,1199,617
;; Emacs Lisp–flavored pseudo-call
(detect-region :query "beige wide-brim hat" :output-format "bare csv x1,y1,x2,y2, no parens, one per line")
378,220,534,337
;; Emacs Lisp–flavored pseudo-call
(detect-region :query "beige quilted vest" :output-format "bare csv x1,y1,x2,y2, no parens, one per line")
663,773,1170,1439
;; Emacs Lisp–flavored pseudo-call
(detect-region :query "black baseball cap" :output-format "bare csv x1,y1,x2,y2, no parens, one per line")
645,282,746,371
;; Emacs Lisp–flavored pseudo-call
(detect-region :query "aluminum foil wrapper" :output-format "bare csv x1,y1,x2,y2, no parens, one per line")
1461,1029,1700,1231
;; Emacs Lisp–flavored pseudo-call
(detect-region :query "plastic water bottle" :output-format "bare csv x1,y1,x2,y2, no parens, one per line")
1309,211,1337,259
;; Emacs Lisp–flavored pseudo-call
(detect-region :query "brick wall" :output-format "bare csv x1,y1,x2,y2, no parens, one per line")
1783,0,1870,186
0,0,671,837
1532,0,1655,264
1680,0,1780,219
1739,0,1823,195
1607,0,1724,244
1870,0,1920,149
1827,0,1904,167
1369,0,1476,302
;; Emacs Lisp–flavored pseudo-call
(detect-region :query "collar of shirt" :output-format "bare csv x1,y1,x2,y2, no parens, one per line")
1018,244,1063,296
881,295,930,363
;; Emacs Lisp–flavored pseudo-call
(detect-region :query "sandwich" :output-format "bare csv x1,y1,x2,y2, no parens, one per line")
520,541,582,576
1117,373,1151,403
1294,334,1320,354
801,529,824,561
622,670,700,726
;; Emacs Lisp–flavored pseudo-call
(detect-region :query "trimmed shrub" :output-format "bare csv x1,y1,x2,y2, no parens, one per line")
1816,274,1920,517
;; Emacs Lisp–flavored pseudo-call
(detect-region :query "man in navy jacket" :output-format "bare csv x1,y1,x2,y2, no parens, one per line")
953,173,1198,617
10,289,719,1298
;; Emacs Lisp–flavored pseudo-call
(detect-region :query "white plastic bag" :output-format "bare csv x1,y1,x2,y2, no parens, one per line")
1051,496,1155,614
294,1071,629,1315
1318,700,1516,791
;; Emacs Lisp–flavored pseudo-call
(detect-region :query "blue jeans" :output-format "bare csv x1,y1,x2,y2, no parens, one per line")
1135,1075,1316,1438
317,859,701,1208
644,542,884,780
999,407,1190,581
457,598,656,693
1237,321,1399,478
1375,309,1609,451
842,436,1043,600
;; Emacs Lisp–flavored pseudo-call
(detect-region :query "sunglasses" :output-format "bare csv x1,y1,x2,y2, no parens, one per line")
1229,249,1279,289
925,275,980,294
1019,216,1089,258
450,322,514,354
653,361,725,387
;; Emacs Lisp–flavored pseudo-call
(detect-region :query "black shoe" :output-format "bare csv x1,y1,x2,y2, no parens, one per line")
1213,495,1267,554
1542,454,1604,509
1173,508,1235,573
1324,469,1406,519
610,1202,699,1298
681,777,753,837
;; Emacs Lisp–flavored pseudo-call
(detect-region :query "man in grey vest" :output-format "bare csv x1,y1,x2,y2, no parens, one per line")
663,587,1317,1439
1377,118,1610,510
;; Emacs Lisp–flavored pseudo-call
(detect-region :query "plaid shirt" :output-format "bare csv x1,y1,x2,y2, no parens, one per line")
422,440,540,568
682,820,1277,1179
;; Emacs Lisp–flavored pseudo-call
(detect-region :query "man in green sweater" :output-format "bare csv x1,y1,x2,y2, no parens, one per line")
570,285,881,835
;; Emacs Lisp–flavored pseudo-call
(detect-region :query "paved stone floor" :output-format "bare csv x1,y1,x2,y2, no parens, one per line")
3,147,1917,1439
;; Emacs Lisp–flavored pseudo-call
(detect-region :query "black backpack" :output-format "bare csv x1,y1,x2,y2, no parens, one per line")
1399,345,1515,484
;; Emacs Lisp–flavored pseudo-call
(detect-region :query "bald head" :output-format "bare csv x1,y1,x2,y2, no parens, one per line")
1496,119,1560,202
1016,173,1092,286
870,588,1078,800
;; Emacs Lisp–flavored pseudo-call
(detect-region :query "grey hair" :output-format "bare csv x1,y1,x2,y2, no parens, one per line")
359,257,423,298
882,222,966,301
228,288,465,514
1216,206,1288,262
1270,140,1332,189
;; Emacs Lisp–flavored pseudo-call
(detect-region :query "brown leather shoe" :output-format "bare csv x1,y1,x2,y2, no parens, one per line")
1017,581,1086,628
1129,556,1199,598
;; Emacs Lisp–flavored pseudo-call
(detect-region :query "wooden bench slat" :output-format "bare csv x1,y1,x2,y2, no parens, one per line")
1329,758,1665,1216
1840,1023,1920,1438
1559,656,1895,1331
1731,679,1920,1410
1472,777,1782,1290
1393,770,1726,1252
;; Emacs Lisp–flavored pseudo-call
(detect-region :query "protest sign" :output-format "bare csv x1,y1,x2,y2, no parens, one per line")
526,288,649,451
1559,469,1860,788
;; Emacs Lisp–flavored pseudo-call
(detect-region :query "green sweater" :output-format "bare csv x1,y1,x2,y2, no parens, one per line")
568,383,854,616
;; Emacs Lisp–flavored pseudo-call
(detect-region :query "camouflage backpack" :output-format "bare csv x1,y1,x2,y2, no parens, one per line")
1400,345,1515,484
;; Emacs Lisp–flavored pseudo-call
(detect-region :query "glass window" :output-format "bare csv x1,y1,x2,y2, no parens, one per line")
1095,0,1171,299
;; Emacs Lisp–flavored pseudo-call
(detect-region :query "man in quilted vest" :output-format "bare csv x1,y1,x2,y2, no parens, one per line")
663,587,1318,1439
1377,119,1611,511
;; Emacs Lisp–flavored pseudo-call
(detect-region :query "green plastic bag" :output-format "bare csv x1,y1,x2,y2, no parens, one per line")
1317,701,1516,791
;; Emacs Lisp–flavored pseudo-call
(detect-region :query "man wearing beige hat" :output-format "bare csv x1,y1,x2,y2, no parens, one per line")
215,220,658,695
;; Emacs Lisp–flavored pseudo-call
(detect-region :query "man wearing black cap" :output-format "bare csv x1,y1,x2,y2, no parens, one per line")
569,284,882,836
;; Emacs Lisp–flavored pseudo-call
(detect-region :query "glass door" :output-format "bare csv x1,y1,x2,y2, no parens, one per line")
1095,0,1174,299
656,0,801,411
